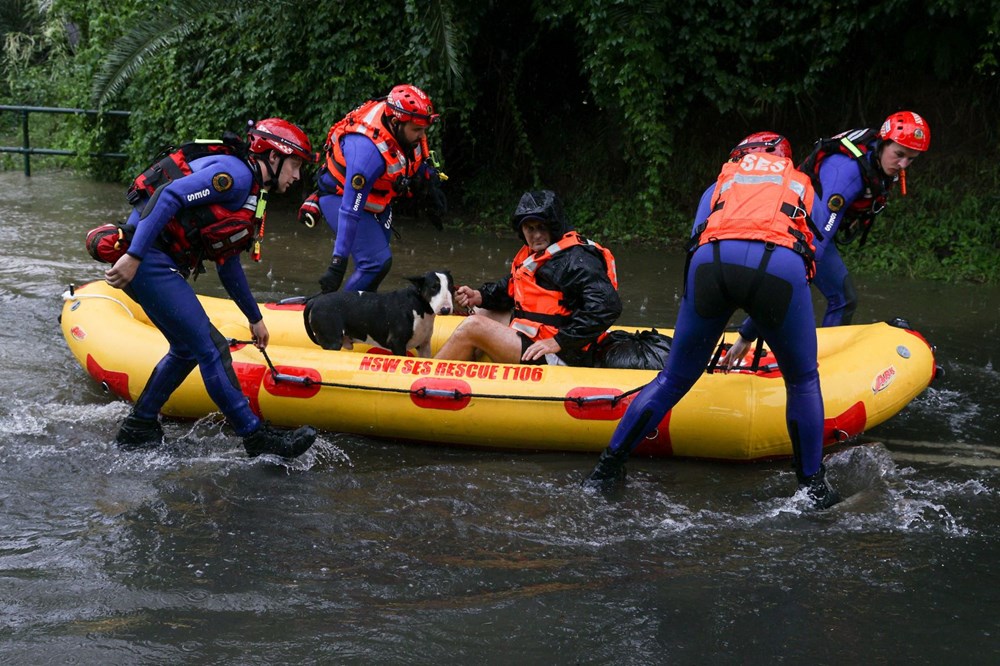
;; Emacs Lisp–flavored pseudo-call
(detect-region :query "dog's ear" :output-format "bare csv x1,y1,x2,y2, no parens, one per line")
405,275,426,289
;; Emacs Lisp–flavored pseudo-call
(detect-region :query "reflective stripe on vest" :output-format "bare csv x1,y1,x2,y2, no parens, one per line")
324,100,427,213
205,194,258,251
697,154,818,277
511,320,540,338
509,232,618,341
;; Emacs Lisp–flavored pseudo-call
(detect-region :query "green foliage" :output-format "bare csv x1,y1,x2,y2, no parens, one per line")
3,0,999,282
844,185,1000,283
88,0,242,108
1,0,143,173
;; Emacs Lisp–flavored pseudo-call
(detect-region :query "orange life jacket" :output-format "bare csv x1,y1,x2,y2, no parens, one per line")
693,154,819,278
508,232,619,341
324,99,429,213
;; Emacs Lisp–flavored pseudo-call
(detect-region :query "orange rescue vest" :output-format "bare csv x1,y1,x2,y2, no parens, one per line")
324,100,429,213
509,232,619,341
694,154,819,278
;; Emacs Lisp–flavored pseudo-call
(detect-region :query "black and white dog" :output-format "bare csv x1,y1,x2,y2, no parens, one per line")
304,270,455,357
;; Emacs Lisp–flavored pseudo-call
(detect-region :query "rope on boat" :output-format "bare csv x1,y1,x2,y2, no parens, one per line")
227,339,645,407
61,285,136,319
64,286,773,402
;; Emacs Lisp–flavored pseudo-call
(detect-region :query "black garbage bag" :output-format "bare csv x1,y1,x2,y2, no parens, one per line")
594,329,672,370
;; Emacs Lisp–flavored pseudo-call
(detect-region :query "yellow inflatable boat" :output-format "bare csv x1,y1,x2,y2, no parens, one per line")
60,280,937,460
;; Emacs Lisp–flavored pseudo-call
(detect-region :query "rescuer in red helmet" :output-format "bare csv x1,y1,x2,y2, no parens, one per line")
302,84,448,294
101,118,319,459
725,112,931,371
790,110,932,327
727,131,793,160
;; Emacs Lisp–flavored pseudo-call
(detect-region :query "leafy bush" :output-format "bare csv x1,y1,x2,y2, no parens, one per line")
2,0,997,282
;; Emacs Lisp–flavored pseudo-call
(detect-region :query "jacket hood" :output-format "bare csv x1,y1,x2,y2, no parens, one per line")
510,190,573,243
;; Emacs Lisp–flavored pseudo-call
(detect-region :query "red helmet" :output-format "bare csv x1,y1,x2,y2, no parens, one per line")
729,132,793,161
878,111,931,152
248,118,316,162
385,84,440,127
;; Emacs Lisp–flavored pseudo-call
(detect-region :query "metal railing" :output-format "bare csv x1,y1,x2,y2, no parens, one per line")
0,105,131,176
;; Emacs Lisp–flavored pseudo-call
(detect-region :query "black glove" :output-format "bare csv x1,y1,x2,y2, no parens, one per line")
298,191,322,228
424,172,447,230
319,256,347,293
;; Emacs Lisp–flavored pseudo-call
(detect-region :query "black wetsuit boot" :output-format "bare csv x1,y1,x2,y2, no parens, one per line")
798,464,842,509
116,412,164,451
243,422,317,459
583,446,629,493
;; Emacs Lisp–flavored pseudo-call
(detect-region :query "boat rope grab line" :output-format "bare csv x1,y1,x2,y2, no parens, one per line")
227,339,645,406
61,287,136,319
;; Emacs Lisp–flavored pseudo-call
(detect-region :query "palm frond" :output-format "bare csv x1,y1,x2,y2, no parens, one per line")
0,0,41,42
427,0,463,88
90,17,196,106
89,0,246,107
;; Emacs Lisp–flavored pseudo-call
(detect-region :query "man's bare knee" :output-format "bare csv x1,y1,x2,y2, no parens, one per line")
452,315,483,339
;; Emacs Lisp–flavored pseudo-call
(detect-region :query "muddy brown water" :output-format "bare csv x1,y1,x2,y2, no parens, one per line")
1,171,998,663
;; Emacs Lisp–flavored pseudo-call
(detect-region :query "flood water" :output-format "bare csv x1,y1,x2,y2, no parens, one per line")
1,171,998,663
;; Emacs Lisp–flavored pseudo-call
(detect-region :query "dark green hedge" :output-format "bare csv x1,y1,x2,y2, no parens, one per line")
2,0,998,281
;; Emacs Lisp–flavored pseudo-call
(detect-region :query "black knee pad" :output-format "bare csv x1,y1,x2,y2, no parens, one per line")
369,257,394,292
210,325,241,390
840,274,858,324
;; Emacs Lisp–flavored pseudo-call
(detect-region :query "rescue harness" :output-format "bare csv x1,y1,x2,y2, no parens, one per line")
798,128,895,246
126,133,268,273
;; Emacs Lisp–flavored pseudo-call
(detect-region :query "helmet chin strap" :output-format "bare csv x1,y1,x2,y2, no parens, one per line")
387,117,417,155
872,139,889,179
254,151,286,190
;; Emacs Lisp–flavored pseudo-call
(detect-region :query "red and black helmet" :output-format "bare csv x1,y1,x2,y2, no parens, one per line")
878,111,931,152
729,131,793,161
248,118,316,162
385,84,440,127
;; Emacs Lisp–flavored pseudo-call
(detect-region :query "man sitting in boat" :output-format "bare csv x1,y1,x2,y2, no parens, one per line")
434,190,621,366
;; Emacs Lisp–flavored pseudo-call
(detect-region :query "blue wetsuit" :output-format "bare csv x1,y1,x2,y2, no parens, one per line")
607,180,840,479
809,150,874,326
123,154,263,436
317,133,395,291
